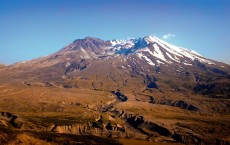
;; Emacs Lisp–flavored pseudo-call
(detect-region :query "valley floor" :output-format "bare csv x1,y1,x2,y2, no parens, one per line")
0,84,230,145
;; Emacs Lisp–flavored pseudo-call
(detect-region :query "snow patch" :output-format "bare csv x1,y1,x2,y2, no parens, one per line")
153,37,215,65
191,50,203,57
156,60,165,64
65,62,71,67
166,52,180,63
183,62,192,66
80,48,91,59
152,44,169,63
136,53,155,66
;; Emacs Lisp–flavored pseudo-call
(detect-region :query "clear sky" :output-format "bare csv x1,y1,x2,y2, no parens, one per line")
0,0,230,64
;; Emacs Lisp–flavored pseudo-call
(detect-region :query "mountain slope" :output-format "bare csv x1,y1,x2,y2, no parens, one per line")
0,64,5,69
1,36,229,98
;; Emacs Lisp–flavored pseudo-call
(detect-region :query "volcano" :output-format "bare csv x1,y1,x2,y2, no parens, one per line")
2,36,230,98
0,36,230,144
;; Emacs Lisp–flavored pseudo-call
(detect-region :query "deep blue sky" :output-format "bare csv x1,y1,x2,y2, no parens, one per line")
0,0,230,64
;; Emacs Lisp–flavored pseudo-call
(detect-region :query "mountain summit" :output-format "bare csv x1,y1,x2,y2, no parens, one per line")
54,36,214,66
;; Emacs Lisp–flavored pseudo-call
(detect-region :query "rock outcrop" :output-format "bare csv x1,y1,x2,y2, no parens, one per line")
158,100,198,111
0,112,19,128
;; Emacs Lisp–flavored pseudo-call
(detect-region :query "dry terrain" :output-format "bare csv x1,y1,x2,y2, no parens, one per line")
1,36,230,144
0,83,230,145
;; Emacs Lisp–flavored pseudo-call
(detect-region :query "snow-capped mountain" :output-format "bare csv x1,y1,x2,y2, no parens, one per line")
52,36,214,66
110,36,214,65
1,36,230,145
1,36,230,98
19,35,218,73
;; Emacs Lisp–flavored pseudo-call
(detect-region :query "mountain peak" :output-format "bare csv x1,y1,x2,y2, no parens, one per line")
73,36,104,43
2,35,229,99
107,36,212,65
67,36,111,52
29,35,225,72
53,36,217,66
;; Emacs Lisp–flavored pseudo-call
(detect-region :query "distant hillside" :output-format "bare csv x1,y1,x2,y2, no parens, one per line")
0,64,5,69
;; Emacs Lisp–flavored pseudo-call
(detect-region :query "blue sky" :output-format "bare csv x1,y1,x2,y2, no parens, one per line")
0,0,230,64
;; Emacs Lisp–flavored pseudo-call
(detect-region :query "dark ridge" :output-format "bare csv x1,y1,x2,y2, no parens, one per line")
125,114,171,136
211,68,227,75
158,100,198,111
111,91,128,102
193,83,230,98
194,59,206,70
172,100,198,111
141,122,171,136
126,115,144,129
144,75,158,89
134,37,148,49
0,126,122,145
64,62,87,75
172,131,230,145
1,112,19,128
